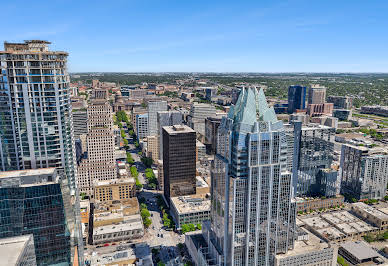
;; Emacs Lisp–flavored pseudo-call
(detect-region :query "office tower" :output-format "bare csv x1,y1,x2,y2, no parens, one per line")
205,116,223,155
146,135,159,163
136,113,149,140
287,85,306,113
72,109,88,139
188,103,216,136
0,40,83,263
0,235,36,266
147,101,167,136
0,40,76,188
0,168,80,265
77,98,117,196
131,107,147,134
340,144,388,200
199,87,296,265
327,96,353,109
308,85,326,104
157,111,183,160
162,125,196,200
286,123,334,196
205,87,217,101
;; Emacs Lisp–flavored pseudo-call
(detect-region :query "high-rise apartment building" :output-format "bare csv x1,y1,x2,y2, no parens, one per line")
188,103,216,136
0,40,76,188
286,123,334,196
195,87,296,265
72,109,88,139
157,111,183,160
308,85,326,104
77,99,117,196
327,96,353,109
136,113,149,140
0,40,83,263
147,101,167,136
287,85,306,113
162,125,196,200
340,144,388,200
0,168,81,265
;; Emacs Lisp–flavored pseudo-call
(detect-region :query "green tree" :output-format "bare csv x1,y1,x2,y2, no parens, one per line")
337,255,349,266
181,224,190,234
188,224,196,231
197,223,202,230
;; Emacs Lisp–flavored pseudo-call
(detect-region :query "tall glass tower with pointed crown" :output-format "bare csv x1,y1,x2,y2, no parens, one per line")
200,87,296,266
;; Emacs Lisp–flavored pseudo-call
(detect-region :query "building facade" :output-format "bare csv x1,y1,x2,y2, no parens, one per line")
0,235,36,266
340,144,388,200
308,85,326,105
157,111,183,160
0,168,81,265
327,96,353,109
136,113,149,140
146,135,159,163
0,40,83,264
188,103,216,136
198,87,296,265
147,101,167,136
204,116,223,155
162,125,197,200
287,85,306,114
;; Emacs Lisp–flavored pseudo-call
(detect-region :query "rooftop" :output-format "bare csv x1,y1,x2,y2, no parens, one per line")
94,178,135,187
171,196,210,214
352,202,388,220
94,215,143,236
340,241,379,261
0,167,56,179
0,235,34,265
163,124,195,134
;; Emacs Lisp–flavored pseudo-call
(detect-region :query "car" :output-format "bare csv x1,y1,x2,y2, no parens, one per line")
104,243,109,247
151,213,153,217
161,234,163,238
157,234,160,237
112,243,117,245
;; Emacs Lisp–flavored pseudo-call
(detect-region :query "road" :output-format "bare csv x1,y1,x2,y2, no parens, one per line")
124,126,186,265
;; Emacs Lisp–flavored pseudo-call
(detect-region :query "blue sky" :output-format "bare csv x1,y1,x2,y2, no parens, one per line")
2,0,388,72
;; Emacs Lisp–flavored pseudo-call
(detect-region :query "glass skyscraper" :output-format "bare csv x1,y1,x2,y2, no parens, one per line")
201,87,296,265
0,40,83,265
287,85,306,114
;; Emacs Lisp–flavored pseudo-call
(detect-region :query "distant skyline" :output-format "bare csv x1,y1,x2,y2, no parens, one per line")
3,0,388,72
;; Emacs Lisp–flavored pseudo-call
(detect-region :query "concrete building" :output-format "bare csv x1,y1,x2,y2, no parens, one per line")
93,199,144,245
308,84,326,104
94,178,136,202
188,103,216,136
350,202,388,230
136,113,149,140
131,107,147,133
327,96,353,109
296,195,344,213
72,108,88,140
289,113,309,125
77,99,117,196
0,168,82,265
299,210,379,243
170,196,211,230
307,103,334,117
157,160,164,191
274,228,337,266
146,135,159,163
204,116,223,155
339,241,380,265
340,144,388,200
196,87,296,265
148,101,168,136
333,109,352,121
287,85,306,113
0,235,36,266
205,87,217,101
163,125,196,200
157,110,183,160
196,140,206,161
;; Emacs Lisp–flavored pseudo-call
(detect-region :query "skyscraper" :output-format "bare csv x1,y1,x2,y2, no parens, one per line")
147,101,167,136
0,40,83,264
188,103,217,136
157,111,183,160
287,85,306,113
308,85,326,104
77,97,117,196
198,87,296,265
162,125,196,201
340,144,388,200
136,113,149,140
0,168,79,265
0,40,76,188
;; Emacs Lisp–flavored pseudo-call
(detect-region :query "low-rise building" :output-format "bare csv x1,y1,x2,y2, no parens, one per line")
196,176,210,196
351,202,388,230
296,195,344,213
170,196,210,230
94,178,136,202
90,248,136,266
274,228,337,266
339,241,381,265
